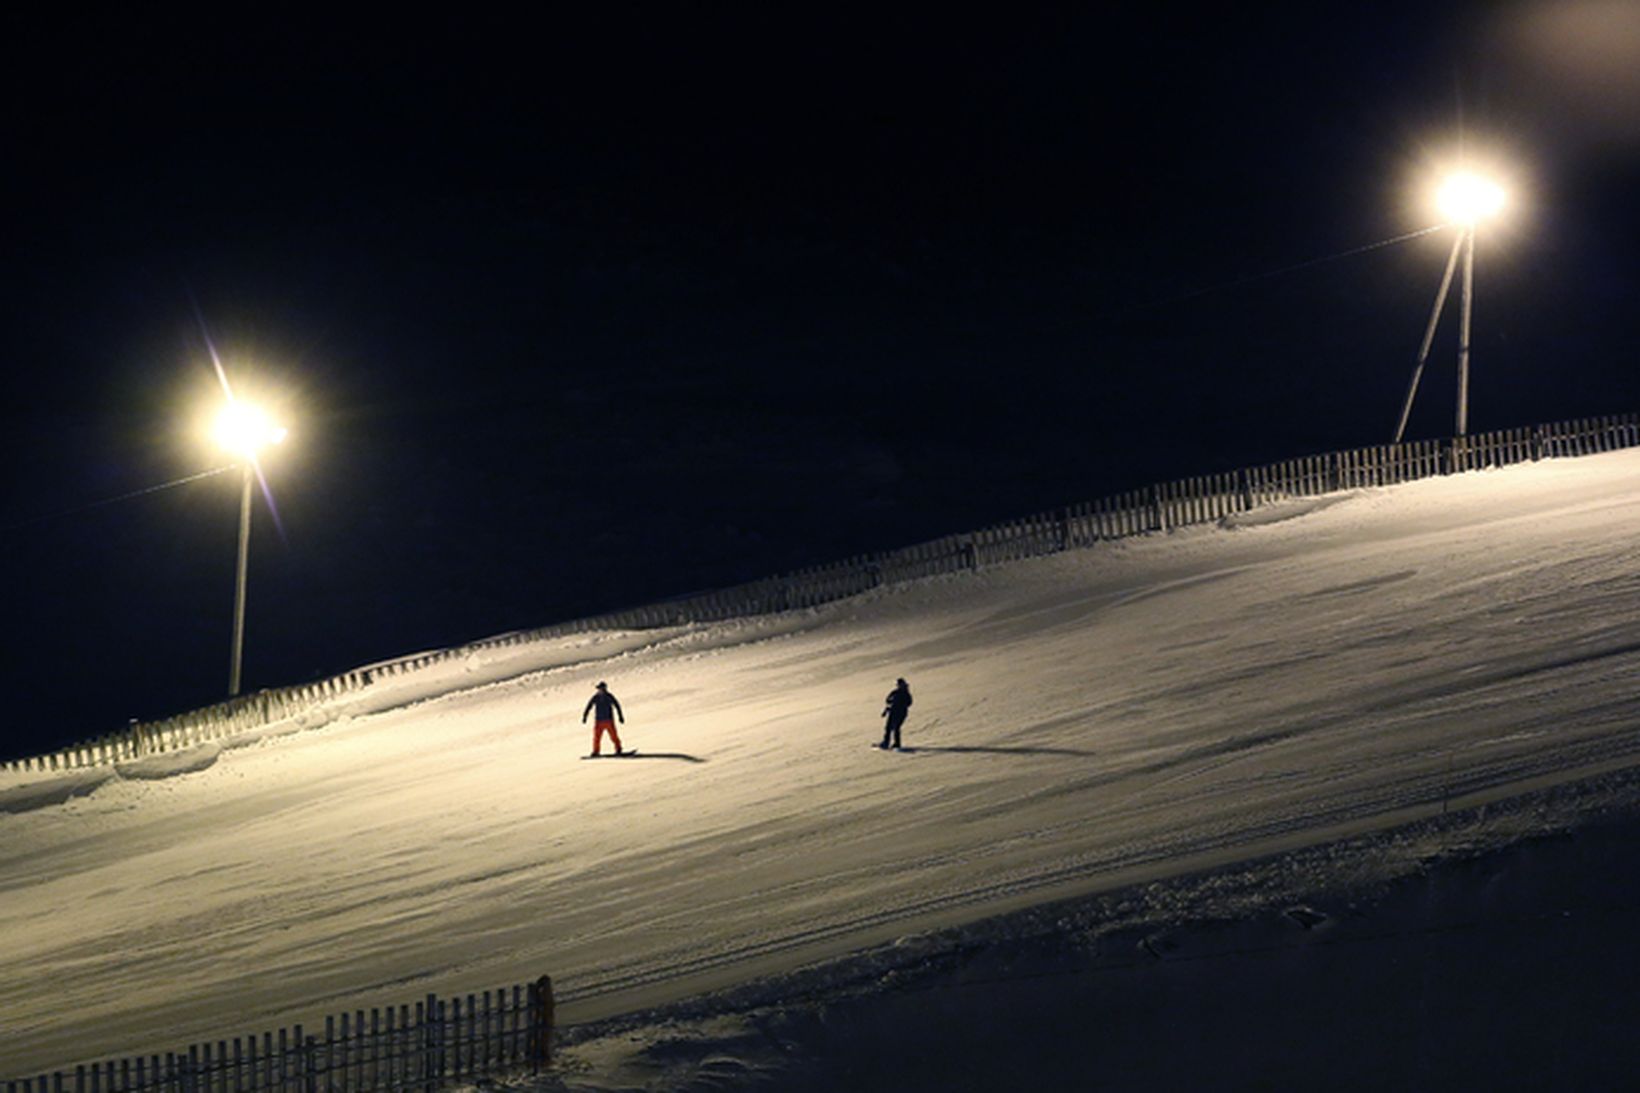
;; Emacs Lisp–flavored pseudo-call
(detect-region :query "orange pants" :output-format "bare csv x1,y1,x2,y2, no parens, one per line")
592,719,623,755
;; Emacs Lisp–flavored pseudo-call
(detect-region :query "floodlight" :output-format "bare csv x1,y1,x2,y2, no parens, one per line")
1396,167,1512,443
213,401,288,458
1436,173,1506,225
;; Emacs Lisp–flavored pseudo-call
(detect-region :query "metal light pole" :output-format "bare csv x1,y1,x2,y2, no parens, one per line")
229,461,254,696
1393,231,1465,444
1455,224,1475,437
213,399,286,697
1391,172,1503,444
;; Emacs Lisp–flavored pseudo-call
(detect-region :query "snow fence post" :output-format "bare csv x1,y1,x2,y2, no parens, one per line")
292,1032,310,1093
427,995,445,1093
527,975,555,1072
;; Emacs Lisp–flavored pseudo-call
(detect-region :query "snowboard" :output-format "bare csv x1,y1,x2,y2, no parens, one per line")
870,743,915,753
582,750,639,760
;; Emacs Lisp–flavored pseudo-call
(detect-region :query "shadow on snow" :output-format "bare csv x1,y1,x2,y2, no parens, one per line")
899,745,1097,758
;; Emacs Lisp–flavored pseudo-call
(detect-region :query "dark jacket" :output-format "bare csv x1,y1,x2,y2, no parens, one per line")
583,690,624,723
883,684,912,719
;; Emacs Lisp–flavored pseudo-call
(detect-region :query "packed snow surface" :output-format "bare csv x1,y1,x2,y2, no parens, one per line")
5,451,1640,1077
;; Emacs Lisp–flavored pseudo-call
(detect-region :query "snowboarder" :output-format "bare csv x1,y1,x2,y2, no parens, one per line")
878,677,913,750
581,681,626,757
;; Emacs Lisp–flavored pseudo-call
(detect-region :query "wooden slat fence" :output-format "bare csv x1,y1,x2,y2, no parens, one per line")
7,411,1636,776
5,980,554,1093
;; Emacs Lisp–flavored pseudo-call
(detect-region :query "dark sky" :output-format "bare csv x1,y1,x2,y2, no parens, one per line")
5,5,1639,755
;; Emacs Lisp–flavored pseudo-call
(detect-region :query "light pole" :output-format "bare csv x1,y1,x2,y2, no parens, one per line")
230,461,253,696
213,400,286,696
1393,171,1505,444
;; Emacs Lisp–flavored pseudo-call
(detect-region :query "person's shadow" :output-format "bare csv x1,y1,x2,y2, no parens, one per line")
897,745,1096,758
622,752,708,763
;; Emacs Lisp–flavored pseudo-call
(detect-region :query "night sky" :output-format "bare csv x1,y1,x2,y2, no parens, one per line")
5,5,1639,756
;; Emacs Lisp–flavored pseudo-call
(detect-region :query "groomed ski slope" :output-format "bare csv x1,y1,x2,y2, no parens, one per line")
5,450,1640,1075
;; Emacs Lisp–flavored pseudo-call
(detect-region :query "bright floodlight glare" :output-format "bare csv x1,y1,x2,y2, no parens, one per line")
1437,172,1506,225
213,401,287,457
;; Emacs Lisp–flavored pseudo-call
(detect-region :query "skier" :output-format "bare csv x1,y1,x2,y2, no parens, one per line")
878,677,913,750
581,681,626,757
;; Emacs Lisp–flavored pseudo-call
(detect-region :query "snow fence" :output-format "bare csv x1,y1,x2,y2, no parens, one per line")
3,977,556,1092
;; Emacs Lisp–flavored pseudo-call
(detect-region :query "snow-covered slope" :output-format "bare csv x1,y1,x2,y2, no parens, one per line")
5,451,1640,1076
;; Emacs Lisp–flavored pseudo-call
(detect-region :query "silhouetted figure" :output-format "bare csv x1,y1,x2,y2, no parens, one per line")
582,681,625,756
879,677,913,750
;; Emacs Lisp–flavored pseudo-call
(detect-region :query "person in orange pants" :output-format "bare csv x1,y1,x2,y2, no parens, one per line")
581,681,626,756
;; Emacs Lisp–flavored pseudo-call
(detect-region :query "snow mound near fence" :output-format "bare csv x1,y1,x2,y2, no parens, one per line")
0,768,114,814
115,743,222,781
1219,492,1359,529
0,744,224,814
